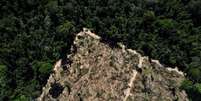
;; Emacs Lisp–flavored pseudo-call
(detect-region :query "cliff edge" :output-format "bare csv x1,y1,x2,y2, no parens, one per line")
37,28,188,101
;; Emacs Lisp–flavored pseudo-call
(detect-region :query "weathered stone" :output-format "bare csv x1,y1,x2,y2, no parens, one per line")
37,28,188,101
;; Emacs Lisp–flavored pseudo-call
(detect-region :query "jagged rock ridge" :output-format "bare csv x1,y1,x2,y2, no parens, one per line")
37,28,188,101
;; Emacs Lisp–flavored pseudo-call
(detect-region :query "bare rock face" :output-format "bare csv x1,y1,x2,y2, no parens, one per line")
37,28,188,101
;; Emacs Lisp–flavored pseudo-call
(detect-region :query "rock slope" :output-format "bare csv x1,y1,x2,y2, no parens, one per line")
37,28,188,101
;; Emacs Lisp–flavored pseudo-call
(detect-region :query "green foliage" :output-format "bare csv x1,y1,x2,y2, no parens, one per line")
0,65,8,94
156,19,175,30
32,61,53,87
143,11,156,21
195,83,201,94
33,61,53,74
0,0,201,100
180,79,193,90
186,58,201,82
181,80,201,101
13,95,29,101
188,0,201,26
56,20,75,34
108,25,118,36
187,67,201,82
0,65,7,76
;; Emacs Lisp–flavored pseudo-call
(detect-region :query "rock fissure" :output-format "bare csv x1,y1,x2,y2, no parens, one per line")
123,70,138,101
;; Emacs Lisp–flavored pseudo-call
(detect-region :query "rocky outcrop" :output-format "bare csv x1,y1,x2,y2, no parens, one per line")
37,28,188,101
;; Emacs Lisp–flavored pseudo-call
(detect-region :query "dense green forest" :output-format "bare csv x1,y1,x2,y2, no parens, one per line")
0,0,201,100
